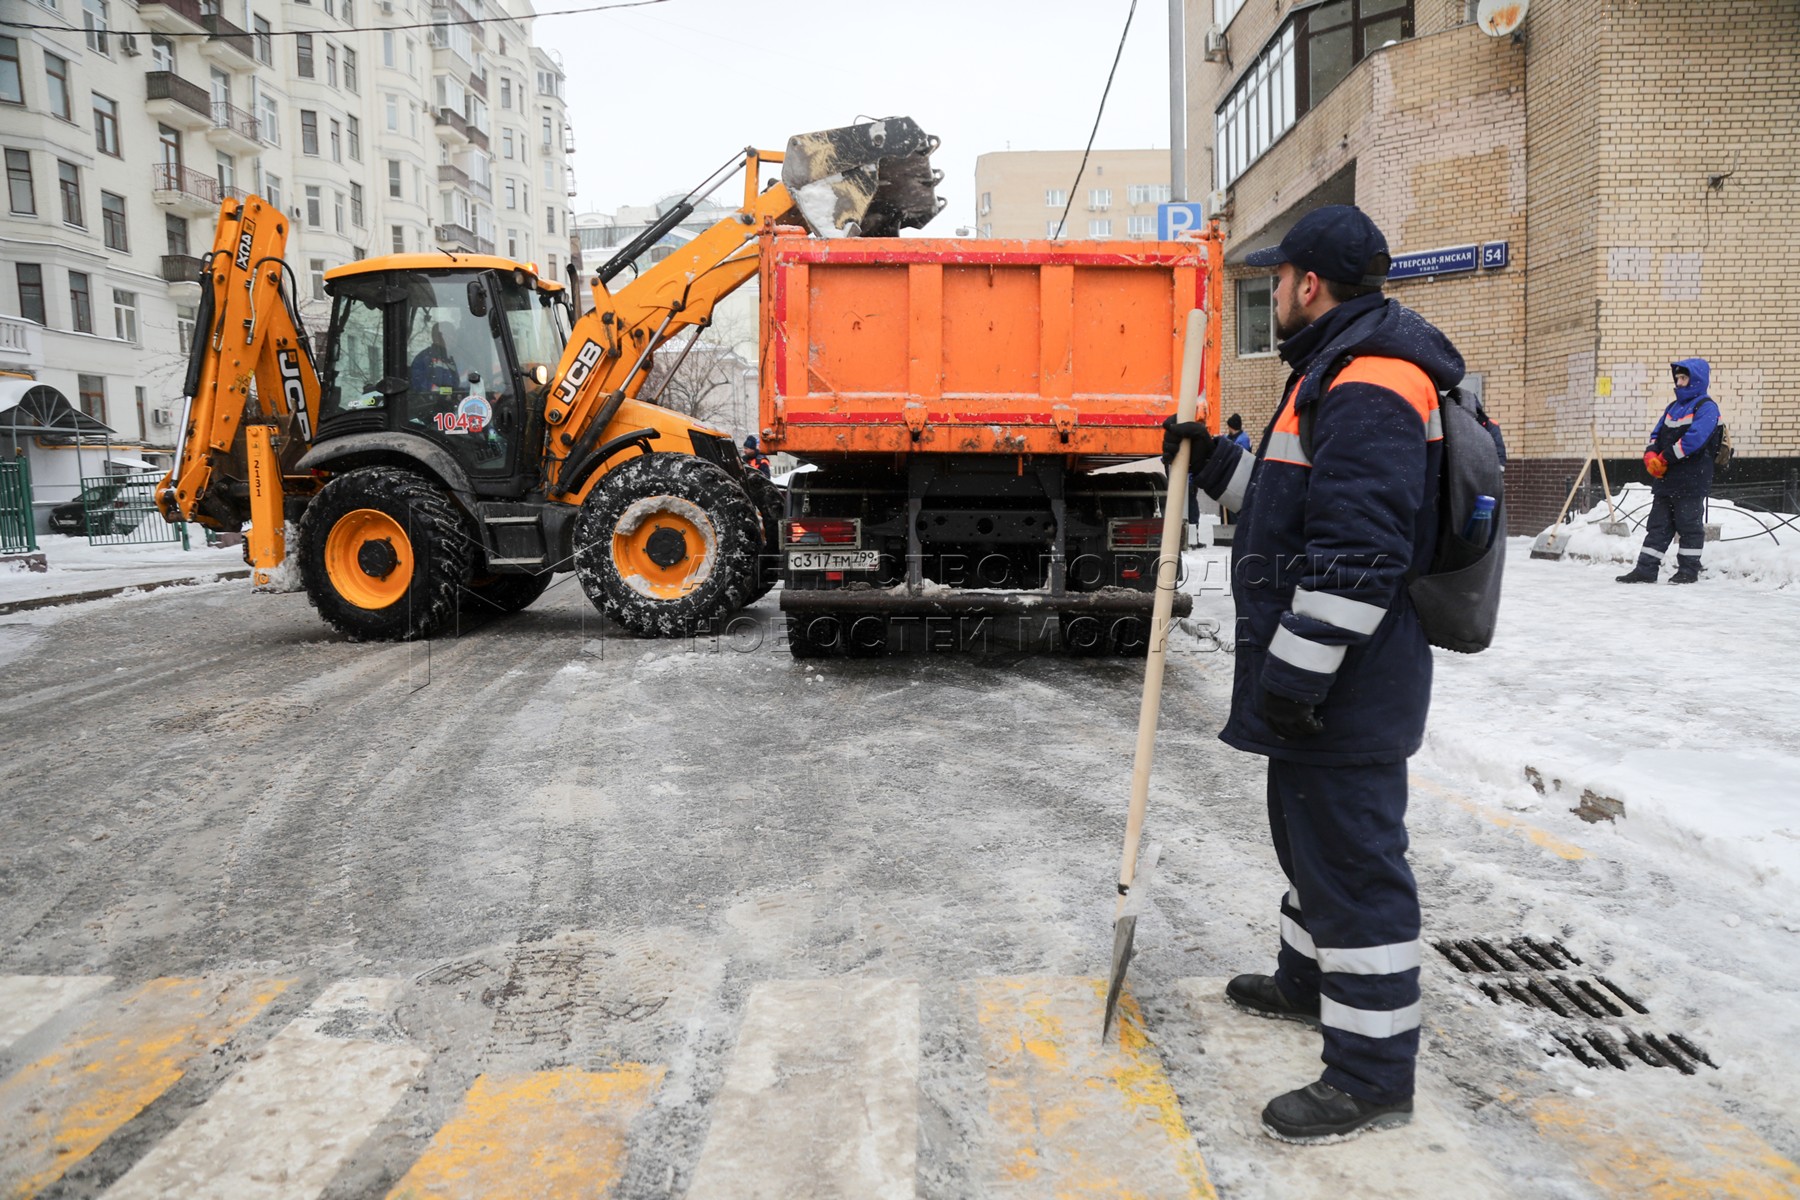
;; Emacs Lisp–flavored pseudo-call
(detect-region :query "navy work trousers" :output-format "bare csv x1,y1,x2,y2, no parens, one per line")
1268,757,1421,1105
1634,493,1706,577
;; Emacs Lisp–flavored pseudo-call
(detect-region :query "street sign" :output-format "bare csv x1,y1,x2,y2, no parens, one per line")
1158,202,1206,240
1481,241,1509,269
1388,245,1479,281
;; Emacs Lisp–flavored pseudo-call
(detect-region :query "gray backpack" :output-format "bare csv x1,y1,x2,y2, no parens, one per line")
1302,373,1505,654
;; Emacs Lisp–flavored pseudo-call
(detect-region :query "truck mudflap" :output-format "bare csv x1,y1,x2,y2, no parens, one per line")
779,586,1191,618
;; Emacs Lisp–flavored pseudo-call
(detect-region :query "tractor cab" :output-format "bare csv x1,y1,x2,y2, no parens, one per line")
317,255,570,493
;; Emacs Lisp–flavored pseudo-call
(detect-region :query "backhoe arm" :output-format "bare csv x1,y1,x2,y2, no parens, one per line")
157,196,322,580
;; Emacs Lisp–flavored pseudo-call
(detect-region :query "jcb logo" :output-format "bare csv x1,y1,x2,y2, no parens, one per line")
279,348,311,440
234,220,256,270
553,339,604,410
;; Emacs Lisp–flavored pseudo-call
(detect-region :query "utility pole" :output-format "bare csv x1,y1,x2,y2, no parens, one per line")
1169,0,1187,201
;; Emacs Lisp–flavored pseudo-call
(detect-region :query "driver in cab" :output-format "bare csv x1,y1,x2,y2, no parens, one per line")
410,322,460,419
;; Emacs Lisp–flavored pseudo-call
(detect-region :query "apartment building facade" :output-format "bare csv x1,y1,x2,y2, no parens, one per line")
1186,0,1800,528
972,149,1171,241
0,0,574,495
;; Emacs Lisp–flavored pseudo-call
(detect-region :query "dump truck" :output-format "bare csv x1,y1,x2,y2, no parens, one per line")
156,118,942,641
762,228,1225,657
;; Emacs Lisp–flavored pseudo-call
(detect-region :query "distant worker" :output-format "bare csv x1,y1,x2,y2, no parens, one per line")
1617,358,1720,585
1163,205,1463,1143
1227,413,1252,451
742,435,772,478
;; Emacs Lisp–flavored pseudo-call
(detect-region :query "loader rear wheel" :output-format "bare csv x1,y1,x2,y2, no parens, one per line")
573,453,760,638
299,467,473,641
741,470,785,602
460,570,552,616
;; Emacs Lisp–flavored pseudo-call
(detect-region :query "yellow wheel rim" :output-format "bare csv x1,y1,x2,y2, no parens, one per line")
324,507,415,610
612,496,717,600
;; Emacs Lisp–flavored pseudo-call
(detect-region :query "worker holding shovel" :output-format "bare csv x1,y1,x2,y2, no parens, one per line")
1163,206,1464,1143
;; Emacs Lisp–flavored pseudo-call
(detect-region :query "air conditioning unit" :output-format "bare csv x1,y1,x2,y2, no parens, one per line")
121,33,141,56
1203,26,1229,61
1204,188,1231,219
378,0,395,11
151,409,174,426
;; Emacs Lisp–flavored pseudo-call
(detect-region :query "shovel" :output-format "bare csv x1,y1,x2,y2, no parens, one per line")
1102,308,1208,1042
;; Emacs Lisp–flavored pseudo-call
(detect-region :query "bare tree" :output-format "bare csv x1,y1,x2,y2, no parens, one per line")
642,324,756,431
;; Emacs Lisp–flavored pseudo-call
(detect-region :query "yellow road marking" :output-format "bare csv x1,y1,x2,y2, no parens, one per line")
1531,1094,1800,1199
0,975,289,1200
1411,774,1588,861
975,977,1216,1199
386,1067,664,1200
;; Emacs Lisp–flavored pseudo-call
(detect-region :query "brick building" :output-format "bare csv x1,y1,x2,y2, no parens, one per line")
1187,0,1800,528
973,149,1171,240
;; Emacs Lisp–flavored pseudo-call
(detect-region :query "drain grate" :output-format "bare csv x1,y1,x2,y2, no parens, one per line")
1432,937,1717,1074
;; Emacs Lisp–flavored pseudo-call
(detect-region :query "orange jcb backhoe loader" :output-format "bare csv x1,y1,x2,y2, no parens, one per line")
157,117,942,641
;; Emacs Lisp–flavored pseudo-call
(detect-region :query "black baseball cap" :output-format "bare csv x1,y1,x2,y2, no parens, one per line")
1243,204,1391,288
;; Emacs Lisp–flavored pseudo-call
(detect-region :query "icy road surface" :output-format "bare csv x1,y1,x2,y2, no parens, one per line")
0,566,1796,1199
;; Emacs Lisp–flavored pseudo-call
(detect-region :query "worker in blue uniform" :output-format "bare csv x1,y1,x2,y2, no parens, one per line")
1617,359,1719,584
1164,205,1463,1143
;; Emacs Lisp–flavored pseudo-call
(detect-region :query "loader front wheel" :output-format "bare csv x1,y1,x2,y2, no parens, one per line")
299,467,473,641
573,453,760,638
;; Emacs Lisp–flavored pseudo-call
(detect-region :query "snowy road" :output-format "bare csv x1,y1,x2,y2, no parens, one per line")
0,569,1796,1199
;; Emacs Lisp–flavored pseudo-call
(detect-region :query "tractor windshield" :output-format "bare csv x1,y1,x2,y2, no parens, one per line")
496,279,569,378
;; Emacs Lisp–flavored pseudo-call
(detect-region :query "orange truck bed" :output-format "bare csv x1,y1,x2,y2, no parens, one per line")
758,235,1216,459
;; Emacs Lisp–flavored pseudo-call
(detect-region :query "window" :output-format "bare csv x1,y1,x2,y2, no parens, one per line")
1089,188,1111,209
385,93,398,131
546,205,555,234
382,30,394,67
344,48,358,92
151,35,173,72
92,93,119,156
5,149,33,215
325,43,337,88
1045,189,1066,207
258,93,280,145
1046,219,1062,237
296,33,314,78
57,160,81,226
1237,276,1274,355
333,189,344,233
1088,218,1112,237
1128,213,1155,236
502,128,513,159
350,182,364,226
301,110,318,155
16,264,44,325
215,151,234,196
165,213,189,256
500,77,511,108
506,228,517,257
387,158,401,198
45,53,70,121
263,173,281,212
304,184,321,227
504,179,515,209
309,258,325,301
329,118,341,161
391,223,404,253
0,37,20,105
111,289,136,341
77,373,105,420
346,115,360,160
176,304,196,353
100,191,126,249
979,191,991,215
541,114,551,147
1215,0,1247,31
254,15,272,64
158,124,181,174
83,0,109,54
1127,183,1173,204
69,271,93,332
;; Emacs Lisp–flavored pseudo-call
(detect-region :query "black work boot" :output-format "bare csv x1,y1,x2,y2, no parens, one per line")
1225,974,1321,1028
1615,568,1657,583
1262,1079,1414,1143
1670,568,1699,584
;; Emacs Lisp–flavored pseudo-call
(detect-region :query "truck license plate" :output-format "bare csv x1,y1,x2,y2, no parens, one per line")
787,550,879,572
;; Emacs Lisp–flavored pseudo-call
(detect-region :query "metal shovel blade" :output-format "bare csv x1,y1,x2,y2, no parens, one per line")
1529,527,1570,560
1102,841,1162,1042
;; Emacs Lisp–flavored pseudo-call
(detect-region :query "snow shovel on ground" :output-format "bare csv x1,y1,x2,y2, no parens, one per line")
1102,308,1208,1042
1532,420,1625,559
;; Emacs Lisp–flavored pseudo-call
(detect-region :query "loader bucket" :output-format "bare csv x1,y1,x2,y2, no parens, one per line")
782,117,946,238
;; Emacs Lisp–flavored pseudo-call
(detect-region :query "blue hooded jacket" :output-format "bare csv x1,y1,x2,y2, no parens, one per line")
1195,294,1464,765
1649,358,1719,497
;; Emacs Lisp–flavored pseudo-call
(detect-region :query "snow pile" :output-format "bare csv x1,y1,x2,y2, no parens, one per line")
1540,483,1800,588
0,535,246,605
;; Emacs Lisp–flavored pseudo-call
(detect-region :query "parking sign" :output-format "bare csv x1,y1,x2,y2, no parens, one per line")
1158,202,1207,240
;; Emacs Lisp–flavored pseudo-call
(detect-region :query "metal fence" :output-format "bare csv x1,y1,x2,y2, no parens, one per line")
0,457,35,554
80,472,183,546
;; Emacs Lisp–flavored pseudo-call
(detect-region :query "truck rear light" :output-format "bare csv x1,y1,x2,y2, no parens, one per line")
784,517,860,547
1107,518,1164,551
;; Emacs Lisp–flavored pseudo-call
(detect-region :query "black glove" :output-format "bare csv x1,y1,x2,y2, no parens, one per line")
1260,690,1325,741
1161,415,1217,467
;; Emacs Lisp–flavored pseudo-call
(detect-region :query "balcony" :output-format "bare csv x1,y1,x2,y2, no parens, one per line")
467,72,487,99
433,106,470,146
137,0,206,36
200,14,257,68
206,101,260,153
565,180,578,198
438,163,471,190
145,71,212,130
0,314,44,369
563,128,575,155
434,221,478,249
466,125,488,152
160,254,207,284
151,163,219,216
469,178,491,203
